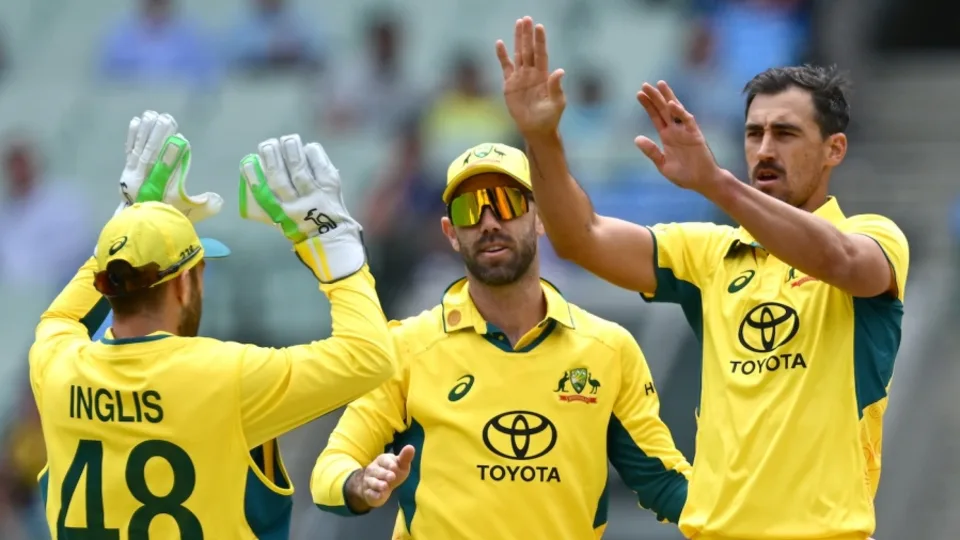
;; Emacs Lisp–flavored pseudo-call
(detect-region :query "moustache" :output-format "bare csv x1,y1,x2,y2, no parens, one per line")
752,161,786,179
473,233,515,254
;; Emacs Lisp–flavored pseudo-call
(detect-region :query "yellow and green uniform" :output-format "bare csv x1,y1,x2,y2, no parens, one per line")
642,197,909,540
311,278,691,539
30,257,392,539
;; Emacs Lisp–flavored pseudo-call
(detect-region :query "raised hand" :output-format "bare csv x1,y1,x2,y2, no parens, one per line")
635,81,725,193
496,16,566,137
352,445,416,510
118,110,223,223
239,134,366,282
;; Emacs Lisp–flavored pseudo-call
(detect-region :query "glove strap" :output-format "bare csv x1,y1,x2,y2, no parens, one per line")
293,236,366,283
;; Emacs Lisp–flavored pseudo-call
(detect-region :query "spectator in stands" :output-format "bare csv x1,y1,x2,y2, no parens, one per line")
672,0,813,143
0,137,93,289
98,0,216,86
362,116,449,319
0,28,7,83
421,52,516,177
559,70,623,186
325,12,418,133
0,385,47,540
226,0,323,74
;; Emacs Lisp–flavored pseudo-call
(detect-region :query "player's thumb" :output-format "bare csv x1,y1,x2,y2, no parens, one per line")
547,68,566,104
396,445,416,473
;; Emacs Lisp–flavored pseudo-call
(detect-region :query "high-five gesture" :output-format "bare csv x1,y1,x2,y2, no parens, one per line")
496,16,566,137
635,82,728,193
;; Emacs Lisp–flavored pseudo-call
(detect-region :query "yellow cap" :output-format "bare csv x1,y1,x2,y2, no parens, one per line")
443,143,531,204
95,201,230,287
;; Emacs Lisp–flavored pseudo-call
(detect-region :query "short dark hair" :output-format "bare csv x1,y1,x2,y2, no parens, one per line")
98,260,172,317
743,65,851,137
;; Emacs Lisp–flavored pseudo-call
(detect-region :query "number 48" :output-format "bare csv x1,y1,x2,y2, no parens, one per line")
56,439,203,539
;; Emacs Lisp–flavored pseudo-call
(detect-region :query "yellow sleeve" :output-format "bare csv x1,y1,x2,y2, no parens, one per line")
843,214,910,301
310,329,409,516
239,267,397,448
641,222,725,306
29,257,111,396
607,326,691,524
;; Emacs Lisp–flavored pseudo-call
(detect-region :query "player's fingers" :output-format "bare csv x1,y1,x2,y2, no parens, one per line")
547,69,565,103
657,80,681,106
239,154,286,223
258,138,298,202
513,18,522,67
362,474,389,494
362,488,385,504
495,40,514,79
520,16,535,67
125,116,142,169
279,134,316,195
637,92,667,131
304,142,340,191
133,111,159,159
125,117,140,155
141,113,177,165
667,100,696,130
640,84,672,129
366,464,397,484
534,23,548,72
635,136,665,169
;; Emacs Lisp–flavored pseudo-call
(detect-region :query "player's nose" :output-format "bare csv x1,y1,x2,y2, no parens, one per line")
478,207,502,234
757,133,778,161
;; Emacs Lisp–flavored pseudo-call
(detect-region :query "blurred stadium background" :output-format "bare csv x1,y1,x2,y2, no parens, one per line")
0,0,957,538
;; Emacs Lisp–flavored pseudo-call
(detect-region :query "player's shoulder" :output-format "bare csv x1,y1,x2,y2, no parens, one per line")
387,304,448,355
650,220,736,239
841,212,909,249
650,221,738,253
565,302,635,351
841,212,904,232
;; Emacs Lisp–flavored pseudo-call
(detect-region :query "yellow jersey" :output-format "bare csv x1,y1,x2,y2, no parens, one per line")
311,278,691,539
30,257,395,539
642,198,909,540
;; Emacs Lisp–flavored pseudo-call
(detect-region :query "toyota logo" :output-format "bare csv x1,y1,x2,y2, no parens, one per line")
738,302,800,353
482,411,557,461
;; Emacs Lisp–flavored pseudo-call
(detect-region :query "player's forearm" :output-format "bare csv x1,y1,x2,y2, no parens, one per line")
524,130,600,258
343,469,372,513
705,171,854,284
318,266,396,385
311,452,370,515
36,257,110,341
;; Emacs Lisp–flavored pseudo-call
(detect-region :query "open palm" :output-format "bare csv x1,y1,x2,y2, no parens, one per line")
635,81,723,192
496,16,566,137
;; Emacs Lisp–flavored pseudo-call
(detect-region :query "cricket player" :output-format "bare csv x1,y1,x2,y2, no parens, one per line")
495,17,907,540
29,111,396,538
310,142,691,539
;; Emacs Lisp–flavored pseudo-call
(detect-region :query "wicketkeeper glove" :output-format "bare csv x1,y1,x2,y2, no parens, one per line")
238,134,365,283
115,110,223,223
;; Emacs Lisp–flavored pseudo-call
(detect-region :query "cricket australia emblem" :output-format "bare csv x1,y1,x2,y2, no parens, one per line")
554,367,600,404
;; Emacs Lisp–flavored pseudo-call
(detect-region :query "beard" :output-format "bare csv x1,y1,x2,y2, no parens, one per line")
459,227,538,286
176,278,203,337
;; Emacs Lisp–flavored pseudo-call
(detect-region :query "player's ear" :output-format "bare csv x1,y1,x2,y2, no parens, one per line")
825,132,847,167
533,205,545,237
440,216,461,252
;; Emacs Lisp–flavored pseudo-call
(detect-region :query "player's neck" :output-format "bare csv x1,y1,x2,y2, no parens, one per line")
467,271,546,345
110,316,179,340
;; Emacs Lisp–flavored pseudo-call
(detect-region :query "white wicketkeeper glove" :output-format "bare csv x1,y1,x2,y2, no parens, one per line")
238,134,365,283
115,110,223,223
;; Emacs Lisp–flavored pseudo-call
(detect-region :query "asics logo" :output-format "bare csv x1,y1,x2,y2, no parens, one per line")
108,236,128,256
304,209,337,235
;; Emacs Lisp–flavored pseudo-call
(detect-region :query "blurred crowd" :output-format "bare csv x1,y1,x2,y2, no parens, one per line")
0,0,819,535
